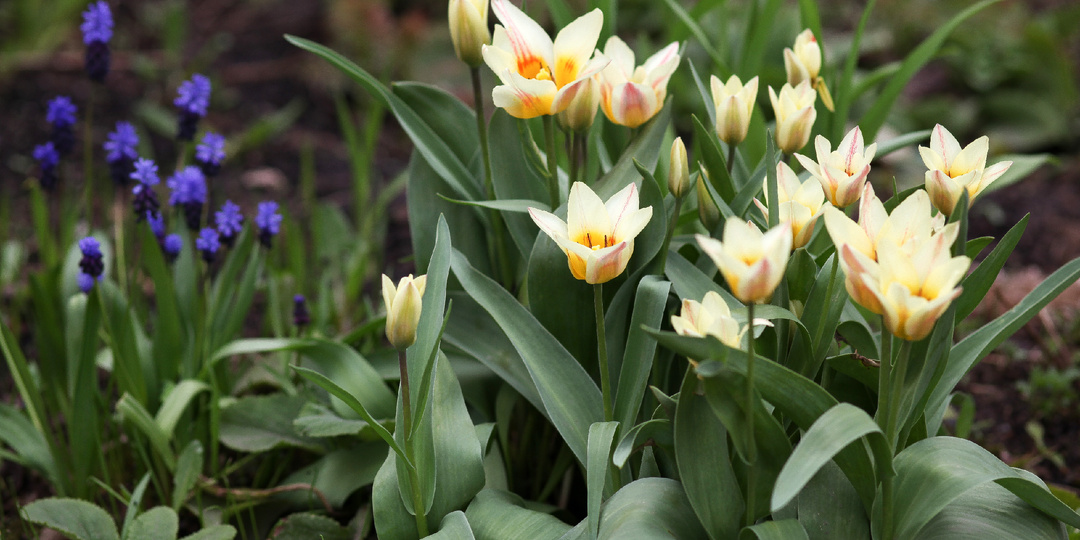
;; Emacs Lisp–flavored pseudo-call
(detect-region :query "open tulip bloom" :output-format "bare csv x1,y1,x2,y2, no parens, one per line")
795,126,877,208
920,124,1012,216
528,182,652,284
697,218,792,304
754,161,829,249
597,37,680,128
483,0,608,119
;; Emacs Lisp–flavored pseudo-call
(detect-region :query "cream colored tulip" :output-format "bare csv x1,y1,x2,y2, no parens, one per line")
669,137,689,198
784,29,821,86
482,0,608,118
696,173,721,231
597,37,680,128
382,274,428,350
449,0,491,66
697,219,792,304
710,74,758,146
769,81,817,154
671,291,742,349
919,124,1012,216
754,162,829,249
557,76,600,132
795,126,877,208
529,182,653,284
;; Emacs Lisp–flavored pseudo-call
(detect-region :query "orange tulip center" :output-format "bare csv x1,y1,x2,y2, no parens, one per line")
578,231,614,251
518,55,547,80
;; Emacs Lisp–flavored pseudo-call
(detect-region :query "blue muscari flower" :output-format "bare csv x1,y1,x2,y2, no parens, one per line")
33,141,60,192
163,233,182,263
195,227,220,263
77,272,96,294
254,201,282,248
81,1,113,81
167,166,207,230
105,121,139,186
293,294,310,327
195,132,226,176
131,158,160,221
214,200,243,246
78,237,104,279
174,74,211,141
46,96,77,155
81,1,113,44
147,211,165,238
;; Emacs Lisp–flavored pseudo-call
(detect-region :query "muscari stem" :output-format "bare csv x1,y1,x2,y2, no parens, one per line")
543,115,559,209
398,348,429,537
83,86,96,229
471,67,514,289
594,283,612,423
745,301,758,527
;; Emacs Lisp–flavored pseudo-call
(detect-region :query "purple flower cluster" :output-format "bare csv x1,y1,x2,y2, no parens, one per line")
293,294,310,328
167,166,207,230
254,201,283,248
131,157,161,220
195,227,220,263
81,1,113,81
214,200,243,247
33,142,60,191
174,74,211,141
78,237,105,285
46,96,77,155
195,132,226,177
105,121,139,186
163,234,182,263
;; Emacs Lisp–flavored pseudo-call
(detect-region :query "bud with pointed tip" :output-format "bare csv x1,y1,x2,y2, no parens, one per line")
382,274,428,350
696,173,721,231
784,29,821,87
768,81,817,154
449,0,491,67
711,74,758,146
669,137,689,198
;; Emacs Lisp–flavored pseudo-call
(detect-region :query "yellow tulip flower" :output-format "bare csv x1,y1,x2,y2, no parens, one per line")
754,161,829,249
697,218,792,304
710,74,758,146
529,182,653,284
449,0,491,66
382,274,427,350
795,126,877,208
482,0,608,119
919,124,1013,216
768,81,817,154
784,29,821,87
597,37,680,128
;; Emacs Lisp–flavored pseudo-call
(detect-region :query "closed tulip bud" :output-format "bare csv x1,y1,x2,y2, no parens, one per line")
697,219,792,304
711,74,758,146
919,124,1012,216
597,37,680,128
696,173,721,231
557,77,600,132
769,81,817,154
382,274,428,350
669,137,689,198
449,0,491,66
784,29,821,87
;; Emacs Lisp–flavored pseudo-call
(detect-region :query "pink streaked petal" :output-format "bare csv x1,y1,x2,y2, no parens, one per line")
528,207,569,242
491,0,554,69
552,9,603,87
567,182,611,242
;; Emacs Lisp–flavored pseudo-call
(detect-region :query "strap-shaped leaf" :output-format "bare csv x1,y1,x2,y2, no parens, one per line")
465,489,572,540
913,480,1069,540
612,276,671,433
595,478,709,539
428,511,476,539
612,419,672,468
954,215,1028,322
739,520,810,540
587,421,619,540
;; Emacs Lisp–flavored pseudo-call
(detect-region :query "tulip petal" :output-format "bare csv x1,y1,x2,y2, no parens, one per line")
585,241,629,284
381,274,396,313
528,207,569,243
824,206,873,258
567,182,612,246
552,9,603,87
491,0,554,73
607,81,660,128
951,136,988,176
493,69,557,118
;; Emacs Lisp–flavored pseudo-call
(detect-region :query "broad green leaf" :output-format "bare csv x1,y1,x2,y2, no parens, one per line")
739,520,810,540
293,367,404,459
915,481,1068,540
269,513,350,540
771,404,892,512
526,221,596,370
178,525,237,540
597,478,709,539
465,489,571,540
22,498,120,540
587,421,619,540
451,249,603,464
888,437,1080,539
122,507,177,540
424,355,487,523
613,277,671,433
489,110,551,258
593,102,672,200
429,511,476,540
954,215,1028,322
172,441,203,512
859,0,1002,141
373,452,420,540
797,461,871,540
675,371,743,539
612,419,672,468
217,394,320,453
693,114,736,201
278,443,386,509
926,257,1080,433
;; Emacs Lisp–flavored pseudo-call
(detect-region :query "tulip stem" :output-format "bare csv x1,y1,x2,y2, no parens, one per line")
877,318,895,540
471,67,514,289
726,143,736,176
745,301,758,527
398,348,429,537
543,115,560,208
568,131,579,187
594,284,613,423
655,194,683,273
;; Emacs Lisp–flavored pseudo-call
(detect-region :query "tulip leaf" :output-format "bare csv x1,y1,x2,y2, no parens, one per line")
925,256,1080,434
858,0,1002,142
436,195,549,214
887,437,1080,539
692,114,736,202
977,153,1053,196
612,276,671,433
587,421,619,539
407,214,452,418
658,0,729,75
393,82,480,169
954,215,1028,323
739,0,783,78
874,129,931,158
526,224,597,368
675,371,744,539
771,403,891,513
451,248,604,464
739,520,810,540
489,110,551,258
688,59,717,126
372,452,419,540
428,511,476,539
831,0,877,141
593,102,672,200
796,461,871,540
596,478,709,539
612,419,672,468
913,481,1069,540
464,489,572,540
